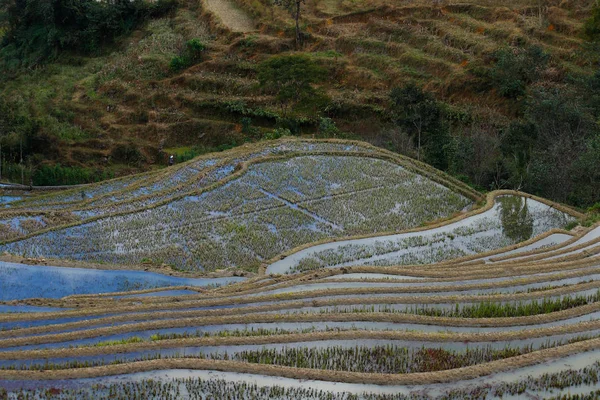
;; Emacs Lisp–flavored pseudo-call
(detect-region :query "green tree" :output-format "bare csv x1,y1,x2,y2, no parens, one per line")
500,121,538,188
569,133,600,207
389,84,450,169
273,0,305,48
524,86,596,202
257,54,327,117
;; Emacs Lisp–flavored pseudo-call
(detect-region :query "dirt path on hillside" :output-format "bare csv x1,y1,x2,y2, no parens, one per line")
205,0,255,32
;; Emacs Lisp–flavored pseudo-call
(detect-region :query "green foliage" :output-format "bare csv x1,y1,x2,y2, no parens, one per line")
110,143,144,167
186,38,206,57
489,45,549,98
414,290,600,318
524,86,597,205
0,97,34,139
583,2,600,42
389,83,450,170
169,38,205,71
0,0,177,69
169,56,187,72
569,133,600,207
240,117,260,137
318,117,339,137
500,120,538,185
33,164,113,186
222,100,279,120
263,127,291,140
589,70,600,117
257,54,328,116
446,77,599,206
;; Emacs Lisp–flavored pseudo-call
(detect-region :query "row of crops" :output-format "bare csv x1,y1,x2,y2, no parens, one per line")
1,221,600,398
0,139,479,272
0,139,598,398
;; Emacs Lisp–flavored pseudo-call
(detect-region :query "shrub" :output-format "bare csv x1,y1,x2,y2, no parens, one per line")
110,143,144,166
500,120,538,185
583,2,600,42
318,117,339,137
170,38,206,71
169,56,187,72
263,127,291,140
489,46,549,98
185,38,205,62
240,117,260,137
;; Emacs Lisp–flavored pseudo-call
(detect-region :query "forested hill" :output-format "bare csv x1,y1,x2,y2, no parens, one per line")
0,0,598,208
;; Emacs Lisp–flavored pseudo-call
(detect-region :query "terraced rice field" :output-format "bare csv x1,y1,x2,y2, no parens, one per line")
1,139,598,399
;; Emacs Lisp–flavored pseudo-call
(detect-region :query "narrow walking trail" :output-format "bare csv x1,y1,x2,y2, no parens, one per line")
204,0,255,32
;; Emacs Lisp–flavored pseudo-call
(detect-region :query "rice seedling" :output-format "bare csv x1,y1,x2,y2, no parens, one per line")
0,139,594,399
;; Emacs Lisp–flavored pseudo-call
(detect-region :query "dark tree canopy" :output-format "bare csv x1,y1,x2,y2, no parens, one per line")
0,0,176,68
583,2,600,42
390,83,450,169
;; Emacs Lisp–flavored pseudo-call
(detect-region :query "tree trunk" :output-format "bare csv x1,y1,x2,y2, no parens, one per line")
295,1,301,48
417,129,421,161
20,137,23,185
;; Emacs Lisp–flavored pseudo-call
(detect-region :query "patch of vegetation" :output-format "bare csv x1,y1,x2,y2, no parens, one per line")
411,290,600,318
0,0,598,209
34,164,115,186
257,54,328,117
169,38,206,72
583,2,600,42
0,0,177,69
488,45,549,99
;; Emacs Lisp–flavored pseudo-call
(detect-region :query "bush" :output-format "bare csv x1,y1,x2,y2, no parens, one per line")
240,117,260,137
169,56,187,72
110,143,144,166
489,46,549,99
500,120,538,184
263,128,291,140
169,38,206,72
318,117,339,137
186,39,205,62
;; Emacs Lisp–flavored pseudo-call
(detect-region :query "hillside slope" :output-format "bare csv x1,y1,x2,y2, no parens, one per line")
0,0,598,205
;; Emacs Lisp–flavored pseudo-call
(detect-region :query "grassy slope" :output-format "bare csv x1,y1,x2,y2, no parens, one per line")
0,0,597,176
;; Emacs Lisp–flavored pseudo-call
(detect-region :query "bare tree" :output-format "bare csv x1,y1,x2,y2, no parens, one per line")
273,0,306,48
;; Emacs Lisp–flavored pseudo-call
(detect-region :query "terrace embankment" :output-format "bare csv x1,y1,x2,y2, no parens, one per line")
3,339,600,385
1,141,599,399
0,139,485,273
